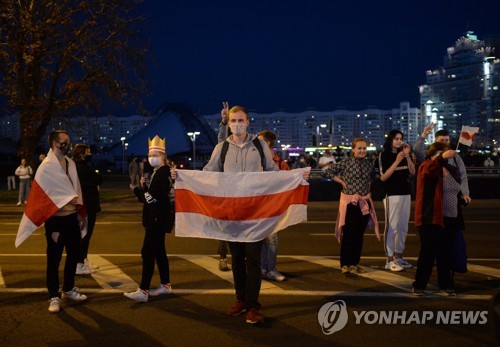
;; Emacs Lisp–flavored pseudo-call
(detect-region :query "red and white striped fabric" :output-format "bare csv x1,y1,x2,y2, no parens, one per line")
174,169,309,242
15,149,86,247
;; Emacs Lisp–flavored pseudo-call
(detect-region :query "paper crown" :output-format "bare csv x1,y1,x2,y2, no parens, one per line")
148,135,166,153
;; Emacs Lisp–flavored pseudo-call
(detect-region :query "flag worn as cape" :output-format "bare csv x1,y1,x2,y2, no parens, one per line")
458,126,479,147
174,168,309,242
15,149,86,247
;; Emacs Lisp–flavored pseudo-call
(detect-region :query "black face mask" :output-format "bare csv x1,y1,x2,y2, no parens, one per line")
58,142,71,155
83,155,92,163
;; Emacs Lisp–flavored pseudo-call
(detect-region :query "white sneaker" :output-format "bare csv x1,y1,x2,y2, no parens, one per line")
149,283,172,296
396,258,413,268
75,263,93,275
62,287,87,301
385,260,404,272
16,201,21,206
85,258,99,270
48,297,61,313
124,288,148,302
266,270,286,282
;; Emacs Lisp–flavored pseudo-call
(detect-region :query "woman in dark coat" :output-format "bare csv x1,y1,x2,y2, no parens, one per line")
72,144,103,275
124,135,173,302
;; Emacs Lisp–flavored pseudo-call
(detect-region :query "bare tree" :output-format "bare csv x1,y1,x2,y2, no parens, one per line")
0,0,150,163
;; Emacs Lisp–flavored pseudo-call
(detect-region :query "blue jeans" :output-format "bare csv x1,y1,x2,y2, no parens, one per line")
261,233,279,272
18,178,30,202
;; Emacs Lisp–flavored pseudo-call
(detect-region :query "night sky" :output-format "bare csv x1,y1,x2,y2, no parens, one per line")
136,0,500,115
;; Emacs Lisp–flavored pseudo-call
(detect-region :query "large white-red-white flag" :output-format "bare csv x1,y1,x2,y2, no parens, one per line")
15,149,86,247
458,126,480,147
174,169,309,242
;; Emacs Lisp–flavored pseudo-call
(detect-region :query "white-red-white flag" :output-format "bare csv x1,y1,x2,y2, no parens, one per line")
458,126,480,147
15,149,86,247
174,169,309,242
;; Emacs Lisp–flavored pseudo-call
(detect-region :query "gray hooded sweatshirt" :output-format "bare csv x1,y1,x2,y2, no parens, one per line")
203,133,279,173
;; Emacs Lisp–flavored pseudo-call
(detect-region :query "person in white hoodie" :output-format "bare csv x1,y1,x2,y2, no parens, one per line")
15,158,33,206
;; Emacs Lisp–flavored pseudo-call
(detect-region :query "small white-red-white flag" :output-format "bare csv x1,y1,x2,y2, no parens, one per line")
15,149,86,247
458,126,480,147
174,169,309,242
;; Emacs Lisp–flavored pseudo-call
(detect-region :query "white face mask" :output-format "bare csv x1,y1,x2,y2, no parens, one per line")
148,156,163,168
229,123,247,136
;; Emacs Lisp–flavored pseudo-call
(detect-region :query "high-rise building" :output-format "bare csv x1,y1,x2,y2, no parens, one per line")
419,31,500,145
203,102,420,151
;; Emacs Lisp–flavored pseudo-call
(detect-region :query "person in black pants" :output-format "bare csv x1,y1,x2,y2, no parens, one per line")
124,135,173,302
72,144,103,275
43,130,88,313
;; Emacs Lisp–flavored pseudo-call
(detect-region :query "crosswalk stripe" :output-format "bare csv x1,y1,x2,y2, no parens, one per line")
287,255,439,292
87,255,138,291
0,287,491,300
465,264,500,278
0,266,5,288
177,254,284,291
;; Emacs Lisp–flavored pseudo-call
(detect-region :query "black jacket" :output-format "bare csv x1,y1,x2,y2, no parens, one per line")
133,165,172,231
75,160,103,214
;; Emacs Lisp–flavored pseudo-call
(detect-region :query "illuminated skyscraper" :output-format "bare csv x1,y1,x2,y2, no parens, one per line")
419,31,500,146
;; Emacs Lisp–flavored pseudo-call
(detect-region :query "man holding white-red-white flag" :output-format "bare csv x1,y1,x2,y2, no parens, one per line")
16,130,88,314
413,124,472,205
171,105,310,325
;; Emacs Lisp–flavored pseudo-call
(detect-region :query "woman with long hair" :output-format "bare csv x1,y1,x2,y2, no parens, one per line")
379,130,415,271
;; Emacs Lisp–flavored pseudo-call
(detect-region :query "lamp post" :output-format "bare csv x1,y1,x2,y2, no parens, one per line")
120,137,126,174
187,131,200,169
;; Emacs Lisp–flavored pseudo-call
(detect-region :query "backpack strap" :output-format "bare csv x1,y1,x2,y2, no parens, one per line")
220,140,229,172
220,137,266,172
252,137,266,171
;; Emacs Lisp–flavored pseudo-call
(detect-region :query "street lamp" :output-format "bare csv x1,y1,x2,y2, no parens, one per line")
187,131,200,169
120,137,126,174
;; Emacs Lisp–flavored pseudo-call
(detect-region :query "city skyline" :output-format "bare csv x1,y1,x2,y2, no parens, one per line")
136,1,500,115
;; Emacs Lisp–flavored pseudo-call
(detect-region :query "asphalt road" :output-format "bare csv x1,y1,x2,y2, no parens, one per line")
0,200,499,347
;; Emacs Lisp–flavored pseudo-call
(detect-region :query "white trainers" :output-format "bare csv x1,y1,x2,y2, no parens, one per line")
385,260,404,272
266,270,286,282
124,288,148,302
75,262,94,275
48,297,61,313
85,258,99,270
149,283,172,296
396,258,413,268
62,287,88,301
16,201,22,206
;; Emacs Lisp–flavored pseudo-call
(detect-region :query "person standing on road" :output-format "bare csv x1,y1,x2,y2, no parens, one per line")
15,158,33,206
34,130,88,313
379,130,415,272
322,138,381,274
412,143,459,296
174,105,281,324
413,125,471,205
72,144,103,275
124,135,173,303
257,129,290,282
129,157,141,186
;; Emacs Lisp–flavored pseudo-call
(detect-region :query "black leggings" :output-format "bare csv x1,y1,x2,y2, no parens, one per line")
140,226,170,290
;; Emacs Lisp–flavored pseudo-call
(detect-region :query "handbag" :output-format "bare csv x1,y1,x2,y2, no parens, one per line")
452,230,468,273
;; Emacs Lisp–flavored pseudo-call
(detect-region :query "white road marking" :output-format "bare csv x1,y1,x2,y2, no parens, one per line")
287,255,438,292
86,254,138,291
465,264,500,278
0,266,5,288
0,287,491,300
